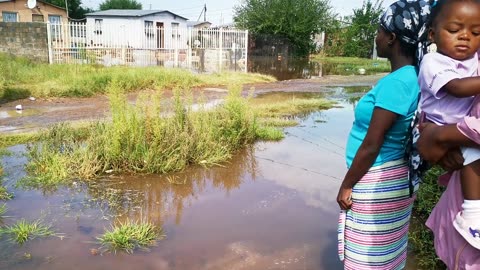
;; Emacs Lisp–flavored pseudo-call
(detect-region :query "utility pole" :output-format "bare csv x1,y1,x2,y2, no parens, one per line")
65,0,69,18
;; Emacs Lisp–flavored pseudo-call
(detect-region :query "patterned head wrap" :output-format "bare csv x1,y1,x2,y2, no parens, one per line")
380,0,431,64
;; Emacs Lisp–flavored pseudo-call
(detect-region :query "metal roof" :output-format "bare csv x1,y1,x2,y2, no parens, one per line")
85,9,187,20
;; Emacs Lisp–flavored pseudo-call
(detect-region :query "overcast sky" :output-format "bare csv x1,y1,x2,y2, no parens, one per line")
81,0,397,26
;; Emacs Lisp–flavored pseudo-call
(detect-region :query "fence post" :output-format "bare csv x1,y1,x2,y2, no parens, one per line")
219,28,223,72
187,28,192,69
244,30,248,73
46,22,53,64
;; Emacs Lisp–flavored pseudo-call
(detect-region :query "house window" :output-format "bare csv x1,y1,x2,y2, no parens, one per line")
48,15,62,40
94,19,103,35
32,14,44,22
145,20,154,38
171,22,179,38
2,12,18,22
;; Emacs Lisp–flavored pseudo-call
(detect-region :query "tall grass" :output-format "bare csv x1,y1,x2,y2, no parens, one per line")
22,83,257,188
97,219,164,253
0,53,275,101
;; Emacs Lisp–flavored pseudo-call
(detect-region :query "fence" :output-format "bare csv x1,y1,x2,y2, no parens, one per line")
47,22,248,73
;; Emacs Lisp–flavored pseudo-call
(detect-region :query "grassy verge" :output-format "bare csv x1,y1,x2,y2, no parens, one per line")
97,219,164,253
409,166,447,270
0,53,275,101
0,219,55,244
310,56,390,75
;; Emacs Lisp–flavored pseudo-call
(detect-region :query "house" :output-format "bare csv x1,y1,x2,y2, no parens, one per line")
85,9,188,49
0,0,67,24
187,21,211,29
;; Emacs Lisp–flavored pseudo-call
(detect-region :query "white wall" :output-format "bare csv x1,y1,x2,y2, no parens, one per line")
85,13,188,48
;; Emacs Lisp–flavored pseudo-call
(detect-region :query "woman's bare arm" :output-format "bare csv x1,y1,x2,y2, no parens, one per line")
337,107,397,209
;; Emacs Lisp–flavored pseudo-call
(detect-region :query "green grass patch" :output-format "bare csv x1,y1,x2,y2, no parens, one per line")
0,186,13,201
21,84,257,189
97,219,164,253
258,118,298,127
409,166,447,270
0,133,40,148
0,219,55,244
252,98,336,118
0,53,275,101
255,126,284,141
0,204,6,217
310,56,390,76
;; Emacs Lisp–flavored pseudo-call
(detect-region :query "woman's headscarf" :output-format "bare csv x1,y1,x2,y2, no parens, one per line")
380,0,431,63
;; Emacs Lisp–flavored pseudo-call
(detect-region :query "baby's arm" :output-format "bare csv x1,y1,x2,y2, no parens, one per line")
442,76,480,98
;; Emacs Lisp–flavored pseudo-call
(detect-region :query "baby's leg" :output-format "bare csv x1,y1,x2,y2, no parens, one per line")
461,160,480,200
455,159,480,249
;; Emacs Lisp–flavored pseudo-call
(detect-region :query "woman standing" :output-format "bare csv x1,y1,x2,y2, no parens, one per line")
336,1,430,269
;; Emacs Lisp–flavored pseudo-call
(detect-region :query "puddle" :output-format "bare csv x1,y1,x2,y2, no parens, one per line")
248,57,387,80
0,89,420,270
0,109,43,119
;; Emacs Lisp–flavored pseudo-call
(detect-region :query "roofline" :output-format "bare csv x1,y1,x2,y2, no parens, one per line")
40,0,67,11
86,10,188,20
0,0,66,10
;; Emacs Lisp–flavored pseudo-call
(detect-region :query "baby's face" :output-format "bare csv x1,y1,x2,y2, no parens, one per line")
430,1,480,61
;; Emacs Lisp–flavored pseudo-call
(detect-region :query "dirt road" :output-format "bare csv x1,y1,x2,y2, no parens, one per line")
0,74,383,134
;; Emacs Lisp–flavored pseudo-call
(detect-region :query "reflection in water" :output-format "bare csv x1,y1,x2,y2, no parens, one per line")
249,56,323,80
72,146,258,226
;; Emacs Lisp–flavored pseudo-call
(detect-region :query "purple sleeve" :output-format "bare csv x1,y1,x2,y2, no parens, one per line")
419,54,461,99
457,116,480,145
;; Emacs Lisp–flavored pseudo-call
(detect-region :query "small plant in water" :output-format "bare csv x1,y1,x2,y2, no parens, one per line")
0,204,6,218
0,186,13,201
0,219,55,244
97,219,164,253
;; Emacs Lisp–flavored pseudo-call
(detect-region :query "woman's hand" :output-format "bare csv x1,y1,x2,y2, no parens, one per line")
438,148,464,171
337,184,353,210
417,123,449,163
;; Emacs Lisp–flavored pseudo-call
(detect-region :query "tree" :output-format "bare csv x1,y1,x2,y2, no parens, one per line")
43,0,93,19
343,0,384,58
233,0,335,56
99,0,142,10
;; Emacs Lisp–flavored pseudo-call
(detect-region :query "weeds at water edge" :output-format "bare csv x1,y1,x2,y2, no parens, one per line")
97,219,164,253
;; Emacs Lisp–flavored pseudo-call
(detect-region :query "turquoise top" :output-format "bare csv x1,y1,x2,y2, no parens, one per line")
345,65,419,167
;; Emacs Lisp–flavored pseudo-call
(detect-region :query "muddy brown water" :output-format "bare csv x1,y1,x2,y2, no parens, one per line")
0,87,419,270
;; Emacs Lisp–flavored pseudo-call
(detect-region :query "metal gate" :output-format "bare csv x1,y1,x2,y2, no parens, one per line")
47,22,248,73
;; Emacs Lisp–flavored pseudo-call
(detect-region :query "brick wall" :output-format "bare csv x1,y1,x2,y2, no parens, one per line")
0,22,48,62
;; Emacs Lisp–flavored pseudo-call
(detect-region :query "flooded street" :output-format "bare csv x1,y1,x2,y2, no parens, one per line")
0,88,419,269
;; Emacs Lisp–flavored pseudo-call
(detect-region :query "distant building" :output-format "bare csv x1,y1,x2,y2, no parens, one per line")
0,0,67,24
85,9,188,48
187,21,211,29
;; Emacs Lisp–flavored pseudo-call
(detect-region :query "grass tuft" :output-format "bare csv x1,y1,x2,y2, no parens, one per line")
0,204,6,217
0,219,55,244
97,219,164,253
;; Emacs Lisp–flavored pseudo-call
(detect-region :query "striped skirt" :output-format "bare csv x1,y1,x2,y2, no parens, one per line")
338,159,417,270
